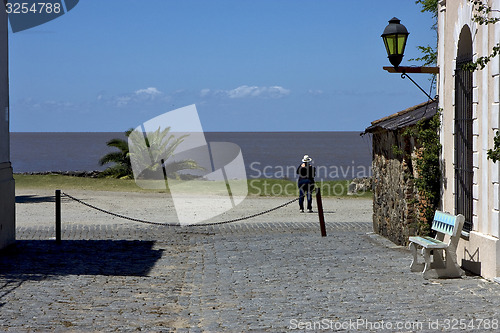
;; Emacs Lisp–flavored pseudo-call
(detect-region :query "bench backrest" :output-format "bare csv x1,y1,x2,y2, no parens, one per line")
432,211,464,237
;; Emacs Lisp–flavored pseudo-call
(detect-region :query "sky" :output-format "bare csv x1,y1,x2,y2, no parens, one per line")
8,0,437,132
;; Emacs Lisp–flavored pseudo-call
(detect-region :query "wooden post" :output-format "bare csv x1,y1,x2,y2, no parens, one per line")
55,189,61,243
316,187,327,237
161,159,167,179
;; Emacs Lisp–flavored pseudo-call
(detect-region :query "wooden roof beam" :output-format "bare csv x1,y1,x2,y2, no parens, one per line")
383,66,439,74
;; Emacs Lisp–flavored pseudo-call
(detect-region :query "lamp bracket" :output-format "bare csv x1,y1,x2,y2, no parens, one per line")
400,72,436,101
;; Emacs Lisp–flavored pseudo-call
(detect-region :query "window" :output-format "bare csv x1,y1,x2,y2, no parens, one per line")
454,27,474,233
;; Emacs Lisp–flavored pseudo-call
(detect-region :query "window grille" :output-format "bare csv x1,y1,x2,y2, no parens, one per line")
454,59,474,233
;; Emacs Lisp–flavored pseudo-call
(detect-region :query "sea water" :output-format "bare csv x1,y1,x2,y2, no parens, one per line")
10,132,373,180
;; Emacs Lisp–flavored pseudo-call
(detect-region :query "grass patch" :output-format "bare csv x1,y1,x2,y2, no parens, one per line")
248,178,372,198
14,174,148,192
14,174,372,198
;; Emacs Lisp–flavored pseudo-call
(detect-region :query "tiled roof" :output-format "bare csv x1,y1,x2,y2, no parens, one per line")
364,99,438,133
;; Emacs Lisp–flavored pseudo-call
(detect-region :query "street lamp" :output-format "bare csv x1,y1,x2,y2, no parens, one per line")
381,17,409,70
381,17,438,100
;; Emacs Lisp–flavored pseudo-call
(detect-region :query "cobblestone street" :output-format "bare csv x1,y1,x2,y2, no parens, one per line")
2,220,500,332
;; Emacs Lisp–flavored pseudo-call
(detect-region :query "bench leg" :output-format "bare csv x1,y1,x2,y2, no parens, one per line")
422,249,441,279
431,249,446,269
442,248,464,278
409,242,424,272
423,248,464,279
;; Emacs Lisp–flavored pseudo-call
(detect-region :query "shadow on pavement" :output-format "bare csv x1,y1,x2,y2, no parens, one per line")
0,240,164,307
0,240,163,277
15,195,55,204
0,240,163,308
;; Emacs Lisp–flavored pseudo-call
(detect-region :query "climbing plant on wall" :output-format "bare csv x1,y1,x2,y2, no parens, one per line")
401,110,442,236
464,0,500,71
413,111,442,235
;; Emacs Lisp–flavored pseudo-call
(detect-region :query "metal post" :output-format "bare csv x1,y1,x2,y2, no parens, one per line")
161,159,167,179
160,158,170,191
316,187,327,237
55,189,61,243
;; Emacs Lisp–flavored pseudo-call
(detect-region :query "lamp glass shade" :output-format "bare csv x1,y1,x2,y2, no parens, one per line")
383,34,396,55
397,35,407,54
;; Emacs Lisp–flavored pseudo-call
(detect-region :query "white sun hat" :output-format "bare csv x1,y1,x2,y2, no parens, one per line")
302,155,312,162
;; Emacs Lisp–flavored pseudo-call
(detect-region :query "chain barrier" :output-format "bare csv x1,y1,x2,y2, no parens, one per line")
61,192,300,227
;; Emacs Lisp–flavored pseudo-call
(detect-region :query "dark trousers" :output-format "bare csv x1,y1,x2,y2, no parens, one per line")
298,179,314,210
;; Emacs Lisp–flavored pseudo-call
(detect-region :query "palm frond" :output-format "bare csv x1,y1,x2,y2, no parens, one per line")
106,138,129,152
99,152,125,166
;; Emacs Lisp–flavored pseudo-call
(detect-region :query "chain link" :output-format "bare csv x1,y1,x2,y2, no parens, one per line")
61,192,299,227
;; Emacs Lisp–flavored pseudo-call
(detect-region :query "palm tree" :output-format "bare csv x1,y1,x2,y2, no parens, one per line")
100,127,203,180
128,126,203,180
99,129,134,178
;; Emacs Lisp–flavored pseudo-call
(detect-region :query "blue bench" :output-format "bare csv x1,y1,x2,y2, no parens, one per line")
409,211,465,279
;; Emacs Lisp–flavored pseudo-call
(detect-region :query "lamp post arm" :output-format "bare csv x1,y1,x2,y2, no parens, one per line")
400,72,435,101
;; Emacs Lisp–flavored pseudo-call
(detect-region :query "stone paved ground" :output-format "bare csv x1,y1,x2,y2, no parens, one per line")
1,221,500,332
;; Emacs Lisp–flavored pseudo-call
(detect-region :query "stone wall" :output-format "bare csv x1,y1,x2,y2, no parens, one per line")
371,129,420,246
347,177,373,195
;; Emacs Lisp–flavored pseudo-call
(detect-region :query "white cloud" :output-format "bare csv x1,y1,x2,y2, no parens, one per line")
227,85,257,98
115,96,132,107
227,85,290,98
200,88,211,97
200,85,290,99
103,87,167,107
17,97,77,111
135,87,162,96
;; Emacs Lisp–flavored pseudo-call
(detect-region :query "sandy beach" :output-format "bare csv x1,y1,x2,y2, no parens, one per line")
15,188,373,227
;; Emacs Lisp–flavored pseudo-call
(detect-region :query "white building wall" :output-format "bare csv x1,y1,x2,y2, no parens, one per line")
0,7,15,249
480,20,489,235
439,0,500,279
490,1,500,239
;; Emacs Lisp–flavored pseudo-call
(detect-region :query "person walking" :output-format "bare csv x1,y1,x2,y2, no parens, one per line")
297,154,316,213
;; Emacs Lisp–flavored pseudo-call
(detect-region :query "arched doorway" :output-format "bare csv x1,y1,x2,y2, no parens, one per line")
454,25,474,232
